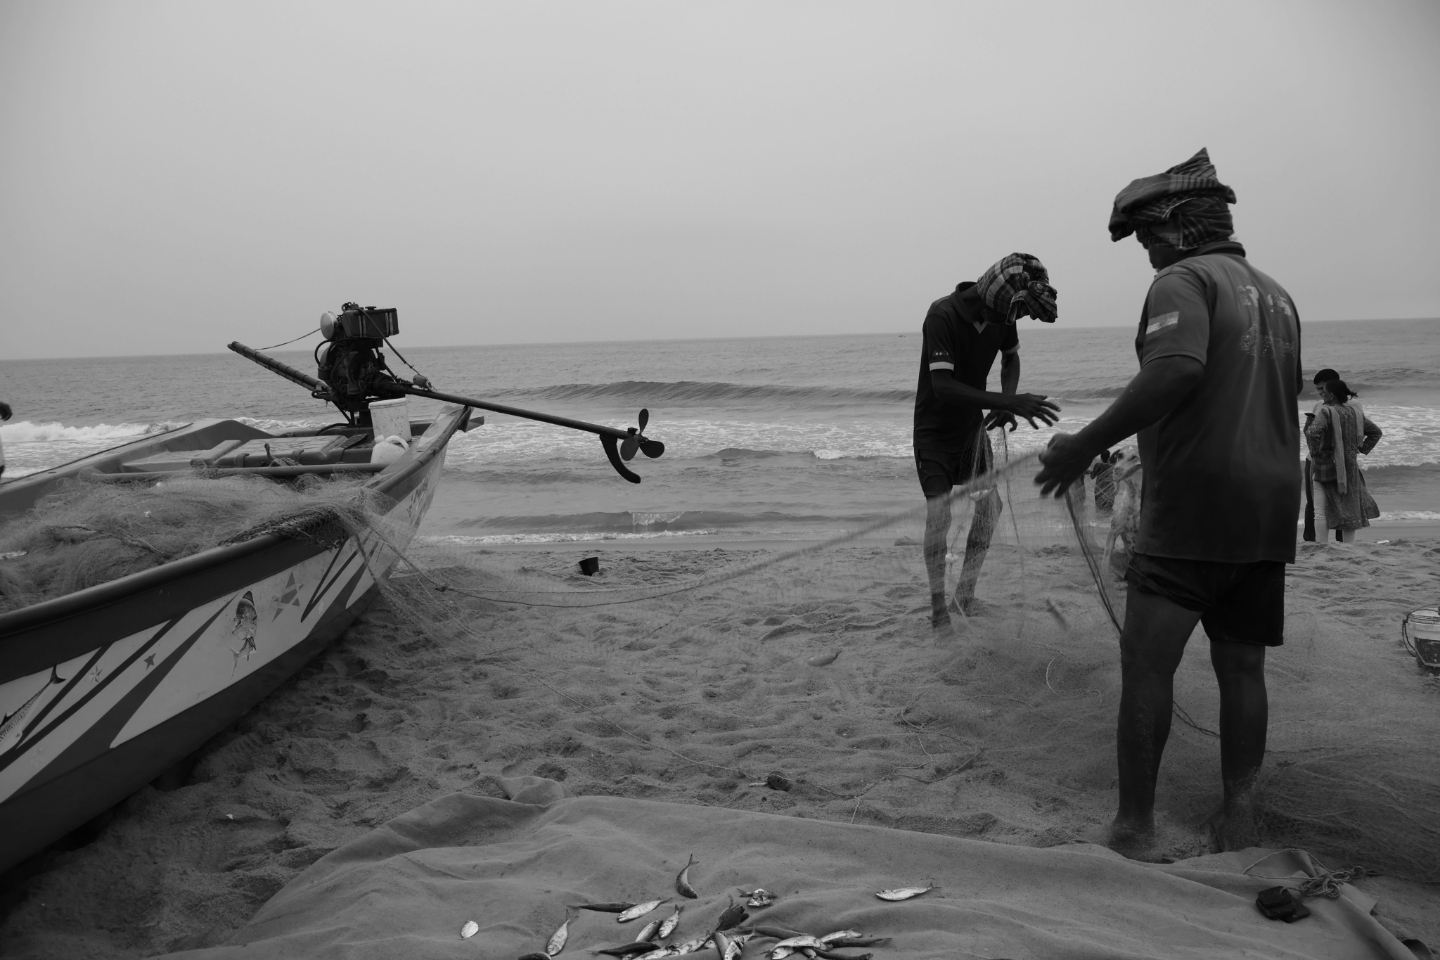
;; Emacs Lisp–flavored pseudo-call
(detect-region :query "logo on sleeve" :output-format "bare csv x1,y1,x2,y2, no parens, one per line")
1145,312,1179,335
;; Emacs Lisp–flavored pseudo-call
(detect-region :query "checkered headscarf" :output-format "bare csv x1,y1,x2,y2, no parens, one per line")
975,253,1058,324
1108,148,1236,249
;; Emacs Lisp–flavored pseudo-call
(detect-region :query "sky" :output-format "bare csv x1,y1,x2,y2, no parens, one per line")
2,0,1438,360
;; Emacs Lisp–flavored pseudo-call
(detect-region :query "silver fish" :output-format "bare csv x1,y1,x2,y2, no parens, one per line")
818,930,861,944
712,931,731,960
673,936,706,954
745,888,776,908
722,935,746,960
636,918,661,942
618,899,670,923
676,853,699,898
875,883,936,901
769,935,824,959
636,949,677,960
460,920,480,939
657,906,682,939
546,916,570,956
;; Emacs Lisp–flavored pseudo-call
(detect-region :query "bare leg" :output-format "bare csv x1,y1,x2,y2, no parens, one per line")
954,487,1002,612
1336,527,1353,543
923,494,952,629
1208,639,1267,851
1109,587,1202,857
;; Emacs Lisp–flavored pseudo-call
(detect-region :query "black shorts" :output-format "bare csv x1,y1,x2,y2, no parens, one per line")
1124,553,1286,646
914,437,993,498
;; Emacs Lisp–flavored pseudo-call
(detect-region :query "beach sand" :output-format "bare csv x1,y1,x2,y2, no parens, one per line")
2,535,1438,956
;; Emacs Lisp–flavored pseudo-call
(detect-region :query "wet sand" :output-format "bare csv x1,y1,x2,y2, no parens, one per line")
1,534,1438,956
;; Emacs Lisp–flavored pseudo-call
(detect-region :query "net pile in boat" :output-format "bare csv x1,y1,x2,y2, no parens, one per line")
0,474,385,614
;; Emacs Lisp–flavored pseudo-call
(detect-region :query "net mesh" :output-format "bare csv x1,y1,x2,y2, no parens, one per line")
3,438,1438,882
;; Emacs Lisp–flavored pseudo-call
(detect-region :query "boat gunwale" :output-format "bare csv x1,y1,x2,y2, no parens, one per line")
0,405,469,643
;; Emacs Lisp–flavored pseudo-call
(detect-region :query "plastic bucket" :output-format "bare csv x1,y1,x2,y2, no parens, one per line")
1402,609,1440,671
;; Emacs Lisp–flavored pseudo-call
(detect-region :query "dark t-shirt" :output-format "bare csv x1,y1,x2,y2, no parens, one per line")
1133,242,1303,564
913,282,1019,451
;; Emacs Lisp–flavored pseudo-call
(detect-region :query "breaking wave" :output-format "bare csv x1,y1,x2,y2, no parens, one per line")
497,380,913,407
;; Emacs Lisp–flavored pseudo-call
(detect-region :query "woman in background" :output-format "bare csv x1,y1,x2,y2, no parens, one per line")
1305,379,1382,542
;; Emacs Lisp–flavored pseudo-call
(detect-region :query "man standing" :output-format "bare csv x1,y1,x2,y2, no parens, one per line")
914,253,1060,631
1036,149,1303,855
0,400,10,478
1304,369,1339,542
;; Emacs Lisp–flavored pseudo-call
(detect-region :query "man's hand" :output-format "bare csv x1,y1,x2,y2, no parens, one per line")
0,401,10,421
984,409,1018,432
999,393,1060,429
1036,431,1102,498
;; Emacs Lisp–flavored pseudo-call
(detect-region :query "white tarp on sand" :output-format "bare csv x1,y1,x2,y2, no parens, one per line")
161,777,1423,960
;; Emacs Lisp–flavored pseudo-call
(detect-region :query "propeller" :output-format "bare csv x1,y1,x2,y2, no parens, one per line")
619,408,665,461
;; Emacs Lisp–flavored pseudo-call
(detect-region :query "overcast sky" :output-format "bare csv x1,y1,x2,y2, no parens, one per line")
2,0,1437,359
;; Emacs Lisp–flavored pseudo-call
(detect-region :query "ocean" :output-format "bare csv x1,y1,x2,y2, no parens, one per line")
2,317,1437,543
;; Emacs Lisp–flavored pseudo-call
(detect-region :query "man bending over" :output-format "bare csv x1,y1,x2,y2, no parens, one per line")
913,253,1060,631
1037,149,1302,855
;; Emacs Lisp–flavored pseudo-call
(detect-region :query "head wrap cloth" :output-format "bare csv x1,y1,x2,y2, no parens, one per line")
1108,148,1236,250
975,253,1058,324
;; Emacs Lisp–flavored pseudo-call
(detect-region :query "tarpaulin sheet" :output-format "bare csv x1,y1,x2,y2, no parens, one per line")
163,778,1422,960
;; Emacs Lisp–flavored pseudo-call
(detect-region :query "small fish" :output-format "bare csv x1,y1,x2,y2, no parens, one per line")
636,918,661,942
672,936,707,954
814,952,872,960
547,916,570,956
768,938,824,960
826,938,888,948
745,888,776,908
875,883,936,901
636,949,677,960
518,954,553,960
817,931,860,945
618,899,669,923
676,854,699,898
806,650,840,667
595,945,664,958
712,931,731,960
574,902,636,913
722,933,750,960
657,906,682,939
715,897,747,931
460,920,480,939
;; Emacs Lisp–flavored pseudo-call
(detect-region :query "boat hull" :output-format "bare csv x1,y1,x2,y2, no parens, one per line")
0,407,467,872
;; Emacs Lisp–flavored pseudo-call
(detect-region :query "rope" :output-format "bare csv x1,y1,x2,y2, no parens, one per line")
384,338,429,383
255,328,320,350
1248,862,1371,898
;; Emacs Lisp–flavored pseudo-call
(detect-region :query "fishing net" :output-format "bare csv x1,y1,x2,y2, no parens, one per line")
5,436,1438,886
358,435,1440,884
0,474,386,614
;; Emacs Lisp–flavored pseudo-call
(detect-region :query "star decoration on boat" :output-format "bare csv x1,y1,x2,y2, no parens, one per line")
272,573,305,621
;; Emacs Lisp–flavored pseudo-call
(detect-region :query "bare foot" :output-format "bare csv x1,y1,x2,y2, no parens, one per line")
953,596,992,618
930,595,953,633
1206,802,1262,853
1106,816,1158,860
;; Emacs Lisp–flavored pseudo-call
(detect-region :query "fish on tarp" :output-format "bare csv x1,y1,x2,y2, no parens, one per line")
636,918,661,942
744,889,776,908
767,936,824,960
715,897,747,931
817,930,860,944
675,854,699,898
618,899,670,923
460,920,480,939
711,930,732,960
657,906,683,939
635,948,678,960
546,916,570,956
875,883,936,900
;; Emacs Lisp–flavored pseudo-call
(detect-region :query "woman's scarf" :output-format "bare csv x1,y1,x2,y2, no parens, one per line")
1325,401,1364,494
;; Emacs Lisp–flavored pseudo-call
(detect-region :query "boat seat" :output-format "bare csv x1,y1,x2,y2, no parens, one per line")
119,440,247,473
212,435,352,469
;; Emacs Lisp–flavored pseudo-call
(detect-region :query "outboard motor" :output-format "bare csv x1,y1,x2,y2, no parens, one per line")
315,303,402,423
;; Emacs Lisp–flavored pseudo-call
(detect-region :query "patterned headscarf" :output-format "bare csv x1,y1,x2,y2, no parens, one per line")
1108,148,1237,250
975,253,1058,324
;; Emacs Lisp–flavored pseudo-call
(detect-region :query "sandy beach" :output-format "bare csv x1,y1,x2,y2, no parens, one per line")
2,527,1438,957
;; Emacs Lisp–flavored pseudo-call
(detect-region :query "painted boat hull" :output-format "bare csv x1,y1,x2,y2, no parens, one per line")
0,406,468,872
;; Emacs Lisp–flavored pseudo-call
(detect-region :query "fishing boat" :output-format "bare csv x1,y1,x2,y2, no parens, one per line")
0,304,663,872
